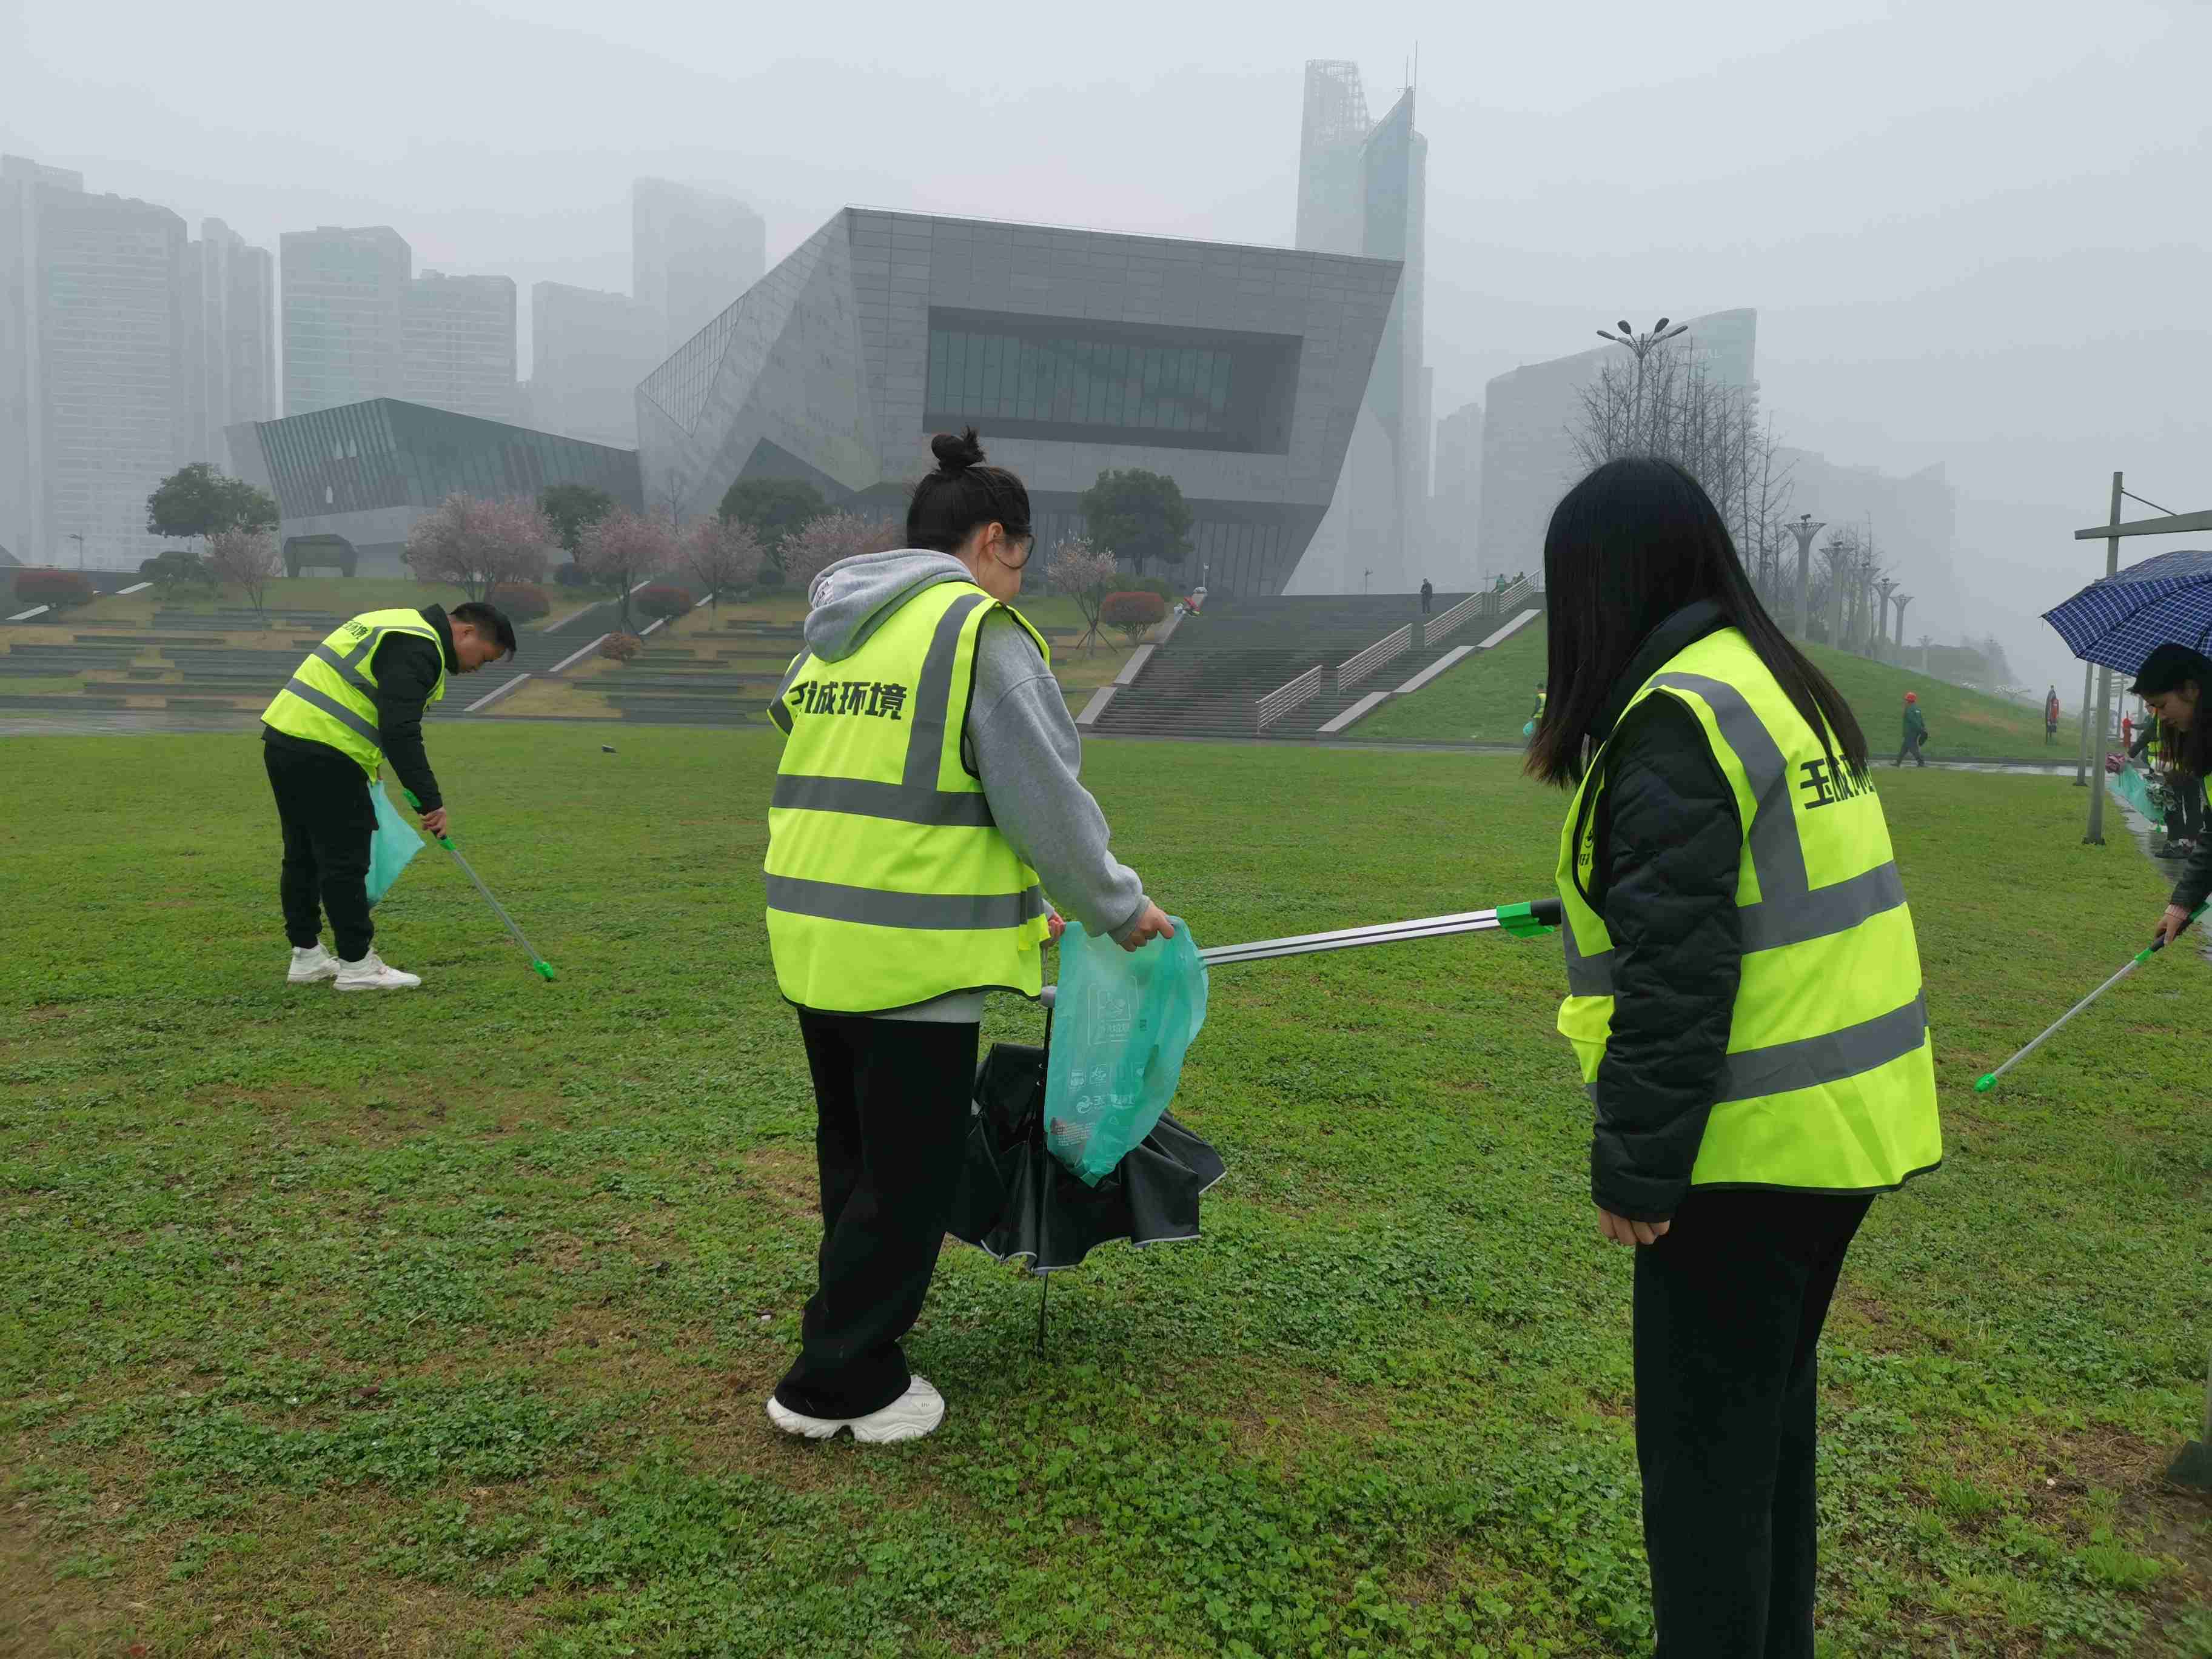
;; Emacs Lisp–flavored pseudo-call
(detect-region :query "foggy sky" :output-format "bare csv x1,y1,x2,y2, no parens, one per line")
4,0,2205,683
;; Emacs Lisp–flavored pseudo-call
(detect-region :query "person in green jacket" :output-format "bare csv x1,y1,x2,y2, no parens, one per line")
1894,691,1928,767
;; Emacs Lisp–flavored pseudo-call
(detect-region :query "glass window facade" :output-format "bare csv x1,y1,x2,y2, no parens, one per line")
924,310,1299,455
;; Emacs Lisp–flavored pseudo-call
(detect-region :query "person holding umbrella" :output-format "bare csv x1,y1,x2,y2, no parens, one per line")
2130,645,2212,945
762,428,1174,1445
1530,457,1942,1657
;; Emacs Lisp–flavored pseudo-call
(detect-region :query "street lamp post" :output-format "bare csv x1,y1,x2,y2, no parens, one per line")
1892,593,1912,655
68,532,85,571
1873,577,1900,661
1596,317,1690,443
1823,536,1849,652
1786,514,1824,640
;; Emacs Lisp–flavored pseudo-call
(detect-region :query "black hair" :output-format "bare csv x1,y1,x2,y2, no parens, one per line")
906,428,1033,561
451,600,517,661
1526,457,1868,787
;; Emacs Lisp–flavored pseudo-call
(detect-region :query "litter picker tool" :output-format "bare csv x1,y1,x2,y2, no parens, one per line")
402,789,557,981
1198,897,1561,968
1972,902,2205,1093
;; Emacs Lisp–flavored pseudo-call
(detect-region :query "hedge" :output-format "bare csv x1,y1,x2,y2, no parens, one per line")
635,584,694,622
489,582,551,623
12,569,96,609
1101,590,1168,627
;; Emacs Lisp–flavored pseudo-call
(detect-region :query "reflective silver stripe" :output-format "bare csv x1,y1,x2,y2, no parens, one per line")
1740,859,1906,952
312,641,377,692
1563,923,1614,996
1584,991,1929,1105
1717,992,1928,1102
277,677,380,745
903,593,987,791
768,651,810,734
772,774,996,827
765,873,1044,930
1647,672,1808,900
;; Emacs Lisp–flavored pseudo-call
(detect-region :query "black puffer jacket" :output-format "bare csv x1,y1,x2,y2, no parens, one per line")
1575,600,1745,1222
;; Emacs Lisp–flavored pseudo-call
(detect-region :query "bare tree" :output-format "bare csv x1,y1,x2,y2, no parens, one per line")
403,494,553,601
781,513,902,597
680,517,764,612
1047,534,1118,652
206,527,284,622
574,508,678,631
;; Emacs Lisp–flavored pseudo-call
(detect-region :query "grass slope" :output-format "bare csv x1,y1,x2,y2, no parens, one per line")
3,732,2208,1657
1358,631,2069,760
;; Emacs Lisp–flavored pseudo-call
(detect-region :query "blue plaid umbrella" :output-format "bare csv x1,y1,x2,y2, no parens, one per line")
2044,548,2212,676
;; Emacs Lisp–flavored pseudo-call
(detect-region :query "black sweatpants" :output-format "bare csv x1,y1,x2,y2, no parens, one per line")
1633,1188,1873,1659
263,740,376,962
773,1010,979,1421
1893,734,1925,766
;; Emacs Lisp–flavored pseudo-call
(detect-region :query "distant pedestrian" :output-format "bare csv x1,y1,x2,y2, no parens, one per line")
1419,578,1433,615
1895,692,1928,767
2044,683,2059,744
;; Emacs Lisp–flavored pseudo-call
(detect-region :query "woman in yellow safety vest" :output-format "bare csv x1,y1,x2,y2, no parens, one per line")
762,429,1173,1445
1528,458,1941,1658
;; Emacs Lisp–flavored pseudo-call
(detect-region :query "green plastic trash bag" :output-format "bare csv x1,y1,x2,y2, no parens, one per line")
1044,917,1209,1186
1521,718,1537,739
366,780,424,908
2106,763,2156,825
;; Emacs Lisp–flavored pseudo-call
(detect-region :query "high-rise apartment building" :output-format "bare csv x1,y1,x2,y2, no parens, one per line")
528,280,662,447
281,225,410,415
1287,62,1429,595
1428,400,1483,586
184,218,276,469
401,270,518,424
1,155,198,569
1478,309,1757,575
633,178,766,354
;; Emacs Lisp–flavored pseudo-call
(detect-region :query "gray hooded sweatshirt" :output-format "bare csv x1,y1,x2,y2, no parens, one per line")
797,549,1151,1021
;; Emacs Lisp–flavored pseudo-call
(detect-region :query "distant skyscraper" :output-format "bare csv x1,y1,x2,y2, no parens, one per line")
184,218,276,469
1,155,198,569
1429,400,1483,585
282,226,411,415
1287,62,1428,594
1478,309,1757,576
401,270,518,424
632,178,766,353
528,281,662,447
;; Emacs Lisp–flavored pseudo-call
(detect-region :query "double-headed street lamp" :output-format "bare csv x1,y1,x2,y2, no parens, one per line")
1786,512,1825,640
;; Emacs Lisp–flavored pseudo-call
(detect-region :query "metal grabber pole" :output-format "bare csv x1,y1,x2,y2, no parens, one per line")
403,790,557,981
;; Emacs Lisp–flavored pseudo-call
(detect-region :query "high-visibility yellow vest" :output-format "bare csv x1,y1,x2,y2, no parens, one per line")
765,581,1053,1013
260,608,446,779
1555,626,1942,1193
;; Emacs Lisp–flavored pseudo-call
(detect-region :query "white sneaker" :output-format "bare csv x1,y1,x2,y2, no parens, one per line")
287,944,340,984
766,1376,945,1444
333,950,422,993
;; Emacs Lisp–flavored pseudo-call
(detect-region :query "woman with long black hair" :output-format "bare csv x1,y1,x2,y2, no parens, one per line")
1530,458,1943,1657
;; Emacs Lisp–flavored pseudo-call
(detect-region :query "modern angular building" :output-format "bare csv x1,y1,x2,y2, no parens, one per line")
281,226,412,415
634,207,1401,598
1478,308,1757,576
226,398,640,578
1289,61,1429,594
528,280,664,448
633,178,766,357
401,270,519,424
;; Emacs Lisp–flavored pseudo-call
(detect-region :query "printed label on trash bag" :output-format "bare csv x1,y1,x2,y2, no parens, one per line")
1044,919,1208,1185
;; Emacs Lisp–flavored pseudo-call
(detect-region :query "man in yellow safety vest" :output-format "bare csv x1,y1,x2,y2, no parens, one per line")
260,599,515,990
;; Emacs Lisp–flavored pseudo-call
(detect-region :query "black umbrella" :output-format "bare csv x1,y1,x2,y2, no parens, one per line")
946,899,1561,1349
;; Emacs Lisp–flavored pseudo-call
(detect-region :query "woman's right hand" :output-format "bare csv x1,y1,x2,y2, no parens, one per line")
1121,902,1176,951
2156,903,2193,948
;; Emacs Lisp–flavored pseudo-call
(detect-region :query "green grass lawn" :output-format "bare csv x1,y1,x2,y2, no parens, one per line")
4,732,2208,1657
1358,632,2071,762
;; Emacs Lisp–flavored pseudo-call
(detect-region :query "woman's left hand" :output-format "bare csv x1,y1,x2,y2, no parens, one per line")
1597,1207,1671,1247
1047,910,1066,943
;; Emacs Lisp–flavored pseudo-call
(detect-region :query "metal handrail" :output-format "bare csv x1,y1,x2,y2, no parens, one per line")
1421,592,1487,649
1254,663,1326,731
1336,624,1413,691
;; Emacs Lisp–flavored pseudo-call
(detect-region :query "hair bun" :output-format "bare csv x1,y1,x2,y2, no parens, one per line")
931,427,985,472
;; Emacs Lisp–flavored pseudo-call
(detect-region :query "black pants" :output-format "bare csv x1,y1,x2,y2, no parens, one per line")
1894,735,1925,766
773,1011,979,1420
1633,1188,1872,1659
263,740,375,961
